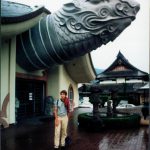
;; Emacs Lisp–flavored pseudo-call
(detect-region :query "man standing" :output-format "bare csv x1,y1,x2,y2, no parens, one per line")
54,90,71,150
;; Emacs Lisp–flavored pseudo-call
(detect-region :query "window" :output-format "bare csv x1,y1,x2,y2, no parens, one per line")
68,84,74,111
68,84,74,101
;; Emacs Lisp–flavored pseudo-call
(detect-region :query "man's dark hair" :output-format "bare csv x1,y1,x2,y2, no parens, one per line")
60,90,67,95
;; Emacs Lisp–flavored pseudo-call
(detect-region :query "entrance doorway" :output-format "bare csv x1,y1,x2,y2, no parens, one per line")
16,78,46,120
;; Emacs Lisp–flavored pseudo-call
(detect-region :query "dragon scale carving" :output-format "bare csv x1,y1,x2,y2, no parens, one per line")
17,0,140,71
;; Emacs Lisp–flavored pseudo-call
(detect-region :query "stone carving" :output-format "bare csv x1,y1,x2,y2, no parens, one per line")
17,0,140,71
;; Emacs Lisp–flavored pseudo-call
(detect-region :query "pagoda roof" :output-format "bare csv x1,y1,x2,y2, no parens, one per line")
96,51,149,81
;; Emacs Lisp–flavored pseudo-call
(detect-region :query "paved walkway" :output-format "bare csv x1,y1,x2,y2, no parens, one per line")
1,108,149,150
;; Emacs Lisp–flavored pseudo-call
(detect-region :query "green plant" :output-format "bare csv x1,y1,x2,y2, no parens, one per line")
78,113,141,130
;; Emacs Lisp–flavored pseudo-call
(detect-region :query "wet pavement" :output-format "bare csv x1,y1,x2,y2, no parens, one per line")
1,108,149,150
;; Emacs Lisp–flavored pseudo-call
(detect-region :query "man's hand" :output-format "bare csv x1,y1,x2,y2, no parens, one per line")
55,118,60,127
54,106,59,127
68,112,73,120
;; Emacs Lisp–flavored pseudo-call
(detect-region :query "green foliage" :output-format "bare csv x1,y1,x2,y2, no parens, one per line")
78,113,141,129
89,93,101,104
100,95,110,105
100,95,110,101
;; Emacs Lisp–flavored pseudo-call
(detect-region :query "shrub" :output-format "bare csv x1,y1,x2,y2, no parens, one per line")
78,113,141,130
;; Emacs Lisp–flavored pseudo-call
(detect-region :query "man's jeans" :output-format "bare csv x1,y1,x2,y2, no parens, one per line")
54,115,68,148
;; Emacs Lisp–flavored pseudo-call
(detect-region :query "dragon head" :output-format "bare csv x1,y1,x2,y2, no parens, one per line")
56,0,140,44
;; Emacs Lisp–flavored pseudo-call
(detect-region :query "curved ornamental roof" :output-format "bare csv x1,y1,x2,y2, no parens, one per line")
1,1,50,24
1,1,50,38
96,52,149,81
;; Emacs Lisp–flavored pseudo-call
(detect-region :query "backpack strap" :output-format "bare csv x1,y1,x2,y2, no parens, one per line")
57,99,59,107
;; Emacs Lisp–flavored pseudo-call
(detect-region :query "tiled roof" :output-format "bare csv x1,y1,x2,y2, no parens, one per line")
1,1,50,24
97,51,148,81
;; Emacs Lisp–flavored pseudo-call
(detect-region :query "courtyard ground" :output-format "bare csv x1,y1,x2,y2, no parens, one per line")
1,108,149,150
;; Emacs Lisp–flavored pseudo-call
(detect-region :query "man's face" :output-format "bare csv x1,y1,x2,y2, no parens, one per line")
60,93,67,100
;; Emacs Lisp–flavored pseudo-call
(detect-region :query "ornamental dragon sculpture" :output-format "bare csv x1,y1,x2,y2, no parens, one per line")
17,0,140,71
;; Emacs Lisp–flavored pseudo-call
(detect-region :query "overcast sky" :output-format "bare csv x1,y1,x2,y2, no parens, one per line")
10,0,149,73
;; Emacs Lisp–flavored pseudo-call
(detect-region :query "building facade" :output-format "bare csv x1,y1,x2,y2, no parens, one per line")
0,0,141,127
0,1,96,127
